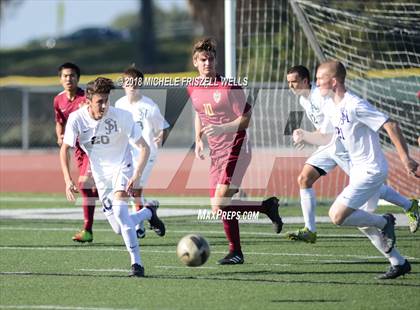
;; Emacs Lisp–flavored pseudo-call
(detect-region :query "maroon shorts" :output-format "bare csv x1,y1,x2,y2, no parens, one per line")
209,147,251,198
74,148,92,177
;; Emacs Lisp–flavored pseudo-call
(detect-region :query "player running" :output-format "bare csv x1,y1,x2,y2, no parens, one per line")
285,65,419,243
60,77,165,277
115,65,169,238
294,60,419,279
188,38,283,265
54,62,98,243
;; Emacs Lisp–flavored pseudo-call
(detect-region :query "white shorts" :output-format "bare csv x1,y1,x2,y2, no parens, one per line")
337,167,387,209
306,145,350,175
93,161,133,211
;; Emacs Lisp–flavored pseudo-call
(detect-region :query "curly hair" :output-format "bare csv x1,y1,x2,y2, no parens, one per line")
192,37,217,59
85,77,114,100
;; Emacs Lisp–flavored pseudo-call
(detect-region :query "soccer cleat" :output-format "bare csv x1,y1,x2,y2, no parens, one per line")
129,263,145,277
72,229,93,243
136,222,146,239
286,227,317,243
377,260,411,280
381,213,396,254
262,196,283,234
217,250,244,265
146,202,165,237
406,199,419,233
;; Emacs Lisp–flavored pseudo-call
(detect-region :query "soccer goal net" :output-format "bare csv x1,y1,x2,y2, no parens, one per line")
236,0,419,199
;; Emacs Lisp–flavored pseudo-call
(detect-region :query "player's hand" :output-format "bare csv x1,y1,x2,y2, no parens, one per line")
292,129,304,144
57,135,64,147
154,131,164,146
126,176,138,196
195,138,205,160
202,124,224,137
65,180,78,202
403,157,420,178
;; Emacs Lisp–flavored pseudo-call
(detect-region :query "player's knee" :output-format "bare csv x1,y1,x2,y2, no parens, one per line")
297,172,313,188
329,209,344,225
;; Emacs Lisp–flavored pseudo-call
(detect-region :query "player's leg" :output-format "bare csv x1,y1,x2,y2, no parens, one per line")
72,155,97,243
330,171,397,253
379,184,419,233
286,164,321,242
358,203,411,279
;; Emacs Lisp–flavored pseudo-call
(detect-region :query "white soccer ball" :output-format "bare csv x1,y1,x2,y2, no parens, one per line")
176,234,210,267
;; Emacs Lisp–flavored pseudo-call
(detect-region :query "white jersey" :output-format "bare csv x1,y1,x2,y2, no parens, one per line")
63,106,142,181
299,85,333,133
115,95,169,156
321,91,389,172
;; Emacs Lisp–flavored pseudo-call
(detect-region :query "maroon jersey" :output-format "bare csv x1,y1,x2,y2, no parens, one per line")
53,87,87,172
54,87,86,124
187,78,251,158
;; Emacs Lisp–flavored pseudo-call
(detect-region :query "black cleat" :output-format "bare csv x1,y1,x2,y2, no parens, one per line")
146,202,165,237
129,263,145,277
381,213,396,254
262,196,283,234
136,227,146,239
217,251,244,265
377,260,411,279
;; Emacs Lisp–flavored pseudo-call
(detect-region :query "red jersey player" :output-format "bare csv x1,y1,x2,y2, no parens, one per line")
54,62,98,242
188,38,283,264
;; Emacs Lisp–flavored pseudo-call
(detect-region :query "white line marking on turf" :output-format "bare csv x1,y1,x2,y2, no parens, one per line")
0,226,370,237
0,246,417,260
0,306,136,310
154,265,217,269
78,268,127,272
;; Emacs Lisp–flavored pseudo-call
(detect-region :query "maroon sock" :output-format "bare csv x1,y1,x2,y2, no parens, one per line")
80,188,96,232
222,218,241,252
226,199,265,213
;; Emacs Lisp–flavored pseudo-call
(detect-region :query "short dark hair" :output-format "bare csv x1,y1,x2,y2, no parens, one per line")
58,62,81,79
123,65,144,81
85,77,114,100
193,37,217,59
287,65,310,82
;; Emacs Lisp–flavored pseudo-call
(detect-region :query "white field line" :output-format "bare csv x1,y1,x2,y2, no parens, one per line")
0,208,410,226
0,245,417,260
0,225,367,237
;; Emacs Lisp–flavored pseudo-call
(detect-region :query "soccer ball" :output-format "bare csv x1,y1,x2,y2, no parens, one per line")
176,234,210,267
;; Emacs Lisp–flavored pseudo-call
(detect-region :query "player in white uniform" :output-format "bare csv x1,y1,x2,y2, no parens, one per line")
115,66,169,238
60,77,165,277
285,66,419,243
294,61,419,279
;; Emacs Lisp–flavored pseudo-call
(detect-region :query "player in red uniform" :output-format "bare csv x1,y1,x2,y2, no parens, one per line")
188,38,283,264
54,62,98,242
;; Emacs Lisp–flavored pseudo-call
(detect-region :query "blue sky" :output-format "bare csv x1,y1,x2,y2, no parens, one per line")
0,0,187,49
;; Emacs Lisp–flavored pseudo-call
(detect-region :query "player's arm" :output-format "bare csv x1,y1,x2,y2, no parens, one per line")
60,143,79,201
293,128,333,146
201,110,251,137
382,118,419,177
126,137,151,192
195,112,205,160
56,122,65,146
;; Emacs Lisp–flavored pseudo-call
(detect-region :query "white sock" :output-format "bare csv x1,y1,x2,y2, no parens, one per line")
102,207,121,234
341,210,386,229
113,199,142,266
300,188,317,232
358,227,405,265
379,185,411,211
130,208,152,226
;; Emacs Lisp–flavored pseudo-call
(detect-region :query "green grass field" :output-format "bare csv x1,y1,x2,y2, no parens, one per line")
0,194,419,310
